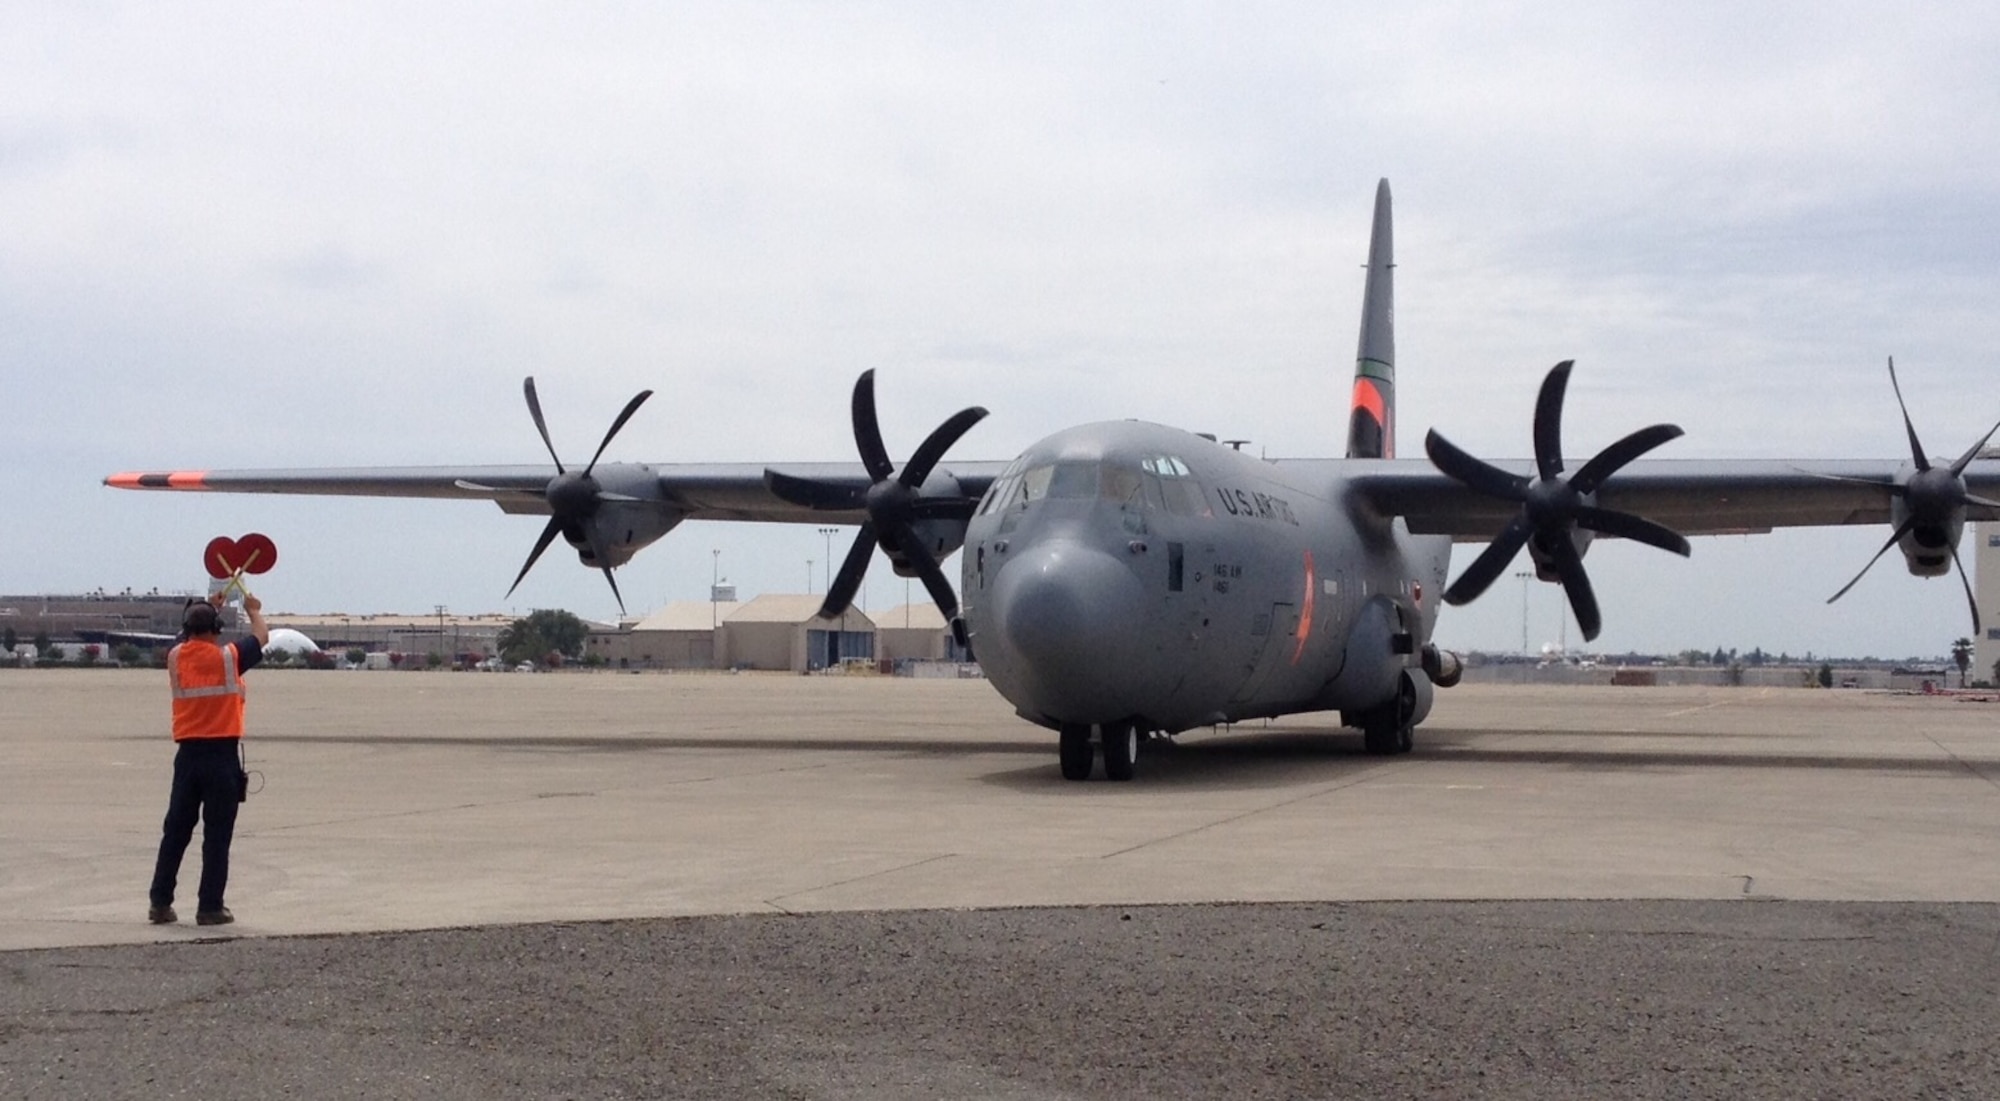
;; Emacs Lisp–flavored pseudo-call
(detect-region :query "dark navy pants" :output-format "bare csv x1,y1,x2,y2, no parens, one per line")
149,738,243,913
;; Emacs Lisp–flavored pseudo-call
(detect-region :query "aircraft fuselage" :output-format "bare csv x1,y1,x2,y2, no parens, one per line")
961,420,1453,737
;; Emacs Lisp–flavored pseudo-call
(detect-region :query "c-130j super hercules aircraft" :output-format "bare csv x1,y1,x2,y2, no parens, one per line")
110,180,2000,782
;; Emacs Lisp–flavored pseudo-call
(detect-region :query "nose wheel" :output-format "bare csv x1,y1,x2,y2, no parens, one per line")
1058,721,1142,782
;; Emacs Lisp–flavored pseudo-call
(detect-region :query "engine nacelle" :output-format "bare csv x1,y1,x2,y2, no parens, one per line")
1527,526,1594,582
887,470,971,576
1892,495,1961,578
566,503,685,569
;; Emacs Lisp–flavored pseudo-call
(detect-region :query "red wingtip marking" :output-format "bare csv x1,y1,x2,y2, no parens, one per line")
106,472,145,489
167,471,210,489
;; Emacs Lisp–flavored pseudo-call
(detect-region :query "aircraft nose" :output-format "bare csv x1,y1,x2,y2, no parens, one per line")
989,540,1148,720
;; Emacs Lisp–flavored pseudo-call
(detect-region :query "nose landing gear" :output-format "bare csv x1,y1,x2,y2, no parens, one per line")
1057,720,1144,782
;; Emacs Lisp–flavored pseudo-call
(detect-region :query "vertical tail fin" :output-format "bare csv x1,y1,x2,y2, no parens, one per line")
1347,178,1395,459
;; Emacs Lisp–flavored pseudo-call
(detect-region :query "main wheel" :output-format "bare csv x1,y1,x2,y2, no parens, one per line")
1102,721,1139,782
1362,677,1417,755
1059,723,1093,781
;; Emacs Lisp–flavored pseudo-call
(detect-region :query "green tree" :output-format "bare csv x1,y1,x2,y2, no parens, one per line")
1951,637,1974,689
345,647,367,667
499,609,589,666
115,644,141,666
2,626,15,653
33,630,52,659
1817,662,1834,689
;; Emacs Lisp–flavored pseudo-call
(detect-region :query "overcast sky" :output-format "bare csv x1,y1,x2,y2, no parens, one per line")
7,3,2000,659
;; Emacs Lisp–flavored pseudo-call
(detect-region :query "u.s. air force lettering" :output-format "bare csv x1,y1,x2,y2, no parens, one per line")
1215,486,1299,525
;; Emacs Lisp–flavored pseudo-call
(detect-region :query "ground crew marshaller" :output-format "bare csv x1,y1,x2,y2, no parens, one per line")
148,591,269,926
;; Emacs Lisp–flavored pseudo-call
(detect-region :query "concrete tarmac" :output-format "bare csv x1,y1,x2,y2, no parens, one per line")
6,671,2000,1099
6,669,2000,949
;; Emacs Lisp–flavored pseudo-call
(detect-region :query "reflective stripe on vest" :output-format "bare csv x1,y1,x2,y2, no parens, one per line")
169,640,246,739
168,643,240,698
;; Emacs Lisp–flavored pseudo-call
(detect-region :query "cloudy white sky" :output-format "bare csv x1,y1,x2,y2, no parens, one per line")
7,2,1999,659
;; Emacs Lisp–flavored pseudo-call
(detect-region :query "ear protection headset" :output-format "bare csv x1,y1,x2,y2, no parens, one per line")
182,601,223,635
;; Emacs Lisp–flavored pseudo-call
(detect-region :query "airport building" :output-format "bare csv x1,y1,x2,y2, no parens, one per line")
263,612,522,662
0,590,213,647
589,594,890,672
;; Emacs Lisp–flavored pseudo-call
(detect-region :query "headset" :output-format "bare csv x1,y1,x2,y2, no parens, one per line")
181,600,223,636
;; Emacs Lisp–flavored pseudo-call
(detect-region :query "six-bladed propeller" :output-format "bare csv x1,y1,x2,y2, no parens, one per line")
1425,360,1690,642
505,376,654,615
1823,358,2000,633
763,369,986,649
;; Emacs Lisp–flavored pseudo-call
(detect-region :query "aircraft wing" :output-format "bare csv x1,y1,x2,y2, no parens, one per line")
105,463,1008,523
1336,458,2000,540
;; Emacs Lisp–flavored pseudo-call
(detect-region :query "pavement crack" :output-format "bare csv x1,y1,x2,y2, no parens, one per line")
1918,731,2000,792
764,853,958,908
1101,759,1425,858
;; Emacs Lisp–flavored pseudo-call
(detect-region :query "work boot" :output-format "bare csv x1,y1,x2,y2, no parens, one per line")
195,908,234,926
148,905,177,924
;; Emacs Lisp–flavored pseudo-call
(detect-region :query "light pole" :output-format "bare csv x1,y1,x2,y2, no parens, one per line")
806,559,813,594
710,549,720,629
1515,570,1531,656
817,527,839,594
434,604,447,667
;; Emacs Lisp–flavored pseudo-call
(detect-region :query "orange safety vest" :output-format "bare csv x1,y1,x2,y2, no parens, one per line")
168,639,246,740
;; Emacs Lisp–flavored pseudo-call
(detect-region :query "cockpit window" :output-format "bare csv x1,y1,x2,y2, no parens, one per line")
982,456,1208,518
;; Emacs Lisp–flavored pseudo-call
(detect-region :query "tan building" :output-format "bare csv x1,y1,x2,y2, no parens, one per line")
721,594,875,672
592,601,740,670
873,602,967,664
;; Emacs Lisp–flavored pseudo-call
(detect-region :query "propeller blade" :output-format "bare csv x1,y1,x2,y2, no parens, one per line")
582,389,654,476
849,370,896,483
1443,516,1533,605
582,528,627,616
506,517,566,600
1887,357,1931,472
1571,423,1685,496
1425,430,1529,501
1547,537,1602,642
1948,419,2000,478
600,566,626,616
765,469,866,511
1572,507,1691,557
819,524,878,619
1965,492,2000,511
1949,536,1982,636
1532,360,1574,482
900,406,989,489
1826,518,1917,604
523,377,564,473
899,535,962,622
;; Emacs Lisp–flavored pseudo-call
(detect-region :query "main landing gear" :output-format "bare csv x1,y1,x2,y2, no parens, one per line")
1358,677,1416,756
1058,720,1143,781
